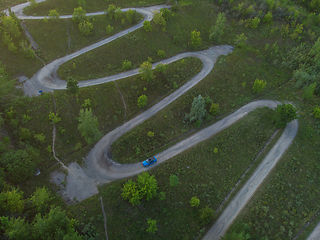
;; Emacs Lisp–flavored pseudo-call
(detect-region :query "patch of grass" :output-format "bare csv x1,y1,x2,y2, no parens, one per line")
23,12,143,63
225,81,320,239
0,0,26,11
71,107,278,240
56,2,225,80
111,48,290,164
23,0,166,16
53,57,201,160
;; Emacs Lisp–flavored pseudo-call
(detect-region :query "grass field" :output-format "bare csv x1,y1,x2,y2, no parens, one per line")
111,47,290,164
69,107,278,239
52,57,201,160
0,0,26,10
23,0,167,16
225,81,320,239
23,12,143,63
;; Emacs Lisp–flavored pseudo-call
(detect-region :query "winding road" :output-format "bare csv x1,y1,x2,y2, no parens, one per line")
5,1,302,239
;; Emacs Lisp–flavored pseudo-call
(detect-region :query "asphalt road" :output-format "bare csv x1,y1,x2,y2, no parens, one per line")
6,1,302,239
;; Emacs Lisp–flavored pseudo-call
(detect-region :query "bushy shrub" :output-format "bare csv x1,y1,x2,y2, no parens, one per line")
139,61,154,81
106,25,114,34
114,8,122,20
143,20,152,32
153,11,166,31
234,33,247,48
273,103,298,128
209,12,226,43
209,103,220,116
122,60,132,70
191,31,202,49
252,79,266,93
155,63,167,74
146,218,157,233
250,17,260,29
263,11,273,25
126,9,136,24
313,106,320,119
48,9,60,20
78,20,93,36
190,196,200,207
72,7,86,23
157,49,166,58
106,4,116,19
199,206,214,224
137,95,147,108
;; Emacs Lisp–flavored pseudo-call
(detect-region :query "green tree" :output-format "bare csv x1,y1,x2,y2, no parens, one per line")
146,218,157,233
209,12,226,43
30,187,51,212
137,171,158,201
0,189,25,213
186,95,206,123
139,61,154,81
126,9,136,24
0,216,31,240
1,148,39,183
303,82,316,99
114,8,122,20
48,112,61,124
0,15,21,37
263,11,273,26
190,196,200,207
72,7,86,23
121,180,141,205
250,17,260,29
30,0,38,8
153,11,166,31
155,63,167,74
78,108,101,144
32,206,78,239
78,20,93,36
234,33,247,48
252,79,266,93
143,20,152,32
106,4,117,19
199,206,214,224
137,95,148,109
273,103,298,128
191,30,202,49
0,62,15,100
67,77,79,94
48,9,60,20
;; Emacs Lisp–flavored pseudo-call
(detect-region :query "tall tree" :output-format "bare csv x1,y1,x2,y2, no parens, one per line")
78,108,101,144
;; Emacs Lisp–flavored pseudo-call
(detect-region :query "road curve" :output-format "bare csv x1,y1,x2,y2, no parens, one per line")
7,1,300,239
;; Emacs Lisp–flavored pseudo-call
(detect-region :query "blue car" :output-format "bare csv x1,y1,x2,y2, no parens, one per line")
142,156,157,167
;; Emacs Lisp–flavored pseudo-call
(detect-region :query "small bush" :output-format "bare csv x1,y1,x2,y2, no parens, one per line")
191,31,202,49
146,218,157,233
114,8,122,21
157,49,166,58
155,63,167,74
107,4,116,19
234,33,247,47
143,20,152,32
173,35,180,44
213,148,218,154
48,112,61,124
252,79,266,93
122,60,132,70
169,175,179,186
303,82,316,99
313,106,320,119
153,11,166,31
72,7,86,23
199,206,214,224
137,95,147,108
126,9,136,24
139,61,154,81
48,9,60,20
263,11,273,26
250,17,260,29
190,196,200,207
105,25,114,35
147,131,154,137
209,103,220,116
78,20,93,36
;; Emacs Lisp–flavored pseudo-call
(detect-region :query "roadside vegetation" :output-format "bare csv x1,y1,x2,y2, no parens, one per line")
72,107,278,239
1,0,320,239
